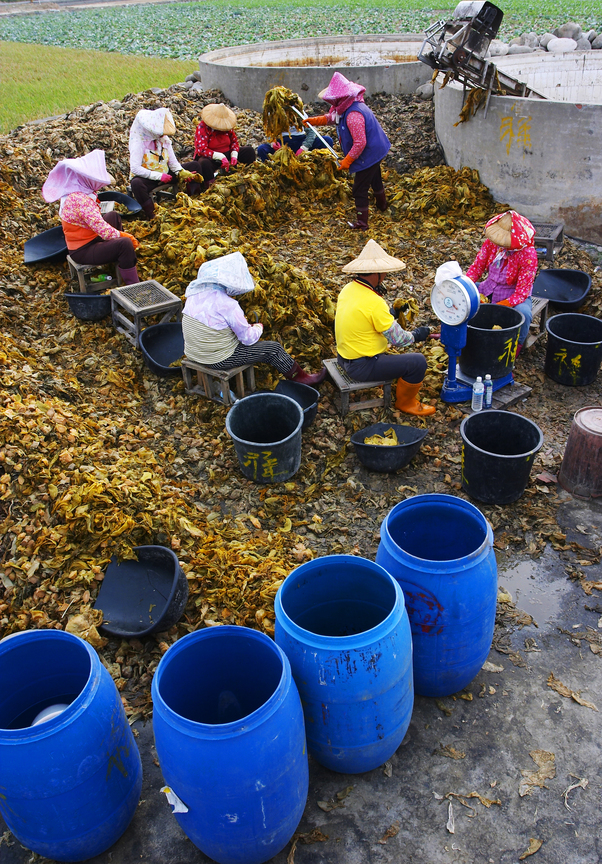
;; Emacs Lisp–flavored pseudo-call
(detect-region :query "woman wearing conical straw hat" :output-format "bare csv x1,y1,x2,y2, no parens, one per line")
466,210,537,355
335,240,436,416
191,103,257,192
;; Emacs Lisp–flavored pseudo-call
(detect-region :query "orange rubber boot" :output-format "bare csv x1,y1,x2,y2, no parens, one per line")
395,378,436,416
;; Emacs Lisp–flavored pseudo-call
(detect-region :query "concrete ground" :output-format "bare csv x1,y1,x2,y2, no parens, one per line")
2,490,602,864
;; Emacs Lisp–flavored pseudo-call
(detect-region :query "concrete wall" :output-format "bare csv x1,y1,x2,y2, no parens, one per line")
434,72,602,244
198,35,432,113
496,52,602,104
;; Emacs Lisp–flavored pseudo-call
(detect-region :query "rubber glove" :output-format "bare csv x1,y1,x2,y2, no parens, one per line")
221,158,230,171
298,126,318,153
120,231,140,250
212,152,226,161
178,169,194,181
230,152,238,166
304,115,329,127
338,153,354,171
160,173,172,183
411,326,430,343
479,293,489,304
496,298,512,307
272,141,282,151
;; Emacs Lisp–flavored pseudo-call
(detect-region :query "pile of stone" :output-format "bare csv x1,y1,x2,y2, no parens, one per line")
488,21,602,56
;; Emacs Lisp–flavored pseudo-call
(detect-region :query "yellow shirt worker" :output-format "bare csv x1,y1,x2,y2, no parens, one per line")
335,239,436,417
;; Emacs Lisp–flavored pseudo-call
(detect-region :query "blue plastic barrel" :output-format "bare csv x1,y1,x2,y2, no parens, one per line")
152,626,308,864
377,494,497,698
0,630,142,862
274,555,413,774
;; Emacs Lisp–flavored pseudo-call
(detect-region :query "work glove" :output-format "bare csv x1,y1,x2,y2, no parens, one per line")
119,231,140,250
338,154,354,171
496,298,512,307
178,169,195,181
296,126,318,154
220,158,230,171
272,141,282,151
411,326,430,343
479,293,489,303
212,152,226,161
389,300,409,318
160,173,172,183
230,152,238,166
304,115,329,127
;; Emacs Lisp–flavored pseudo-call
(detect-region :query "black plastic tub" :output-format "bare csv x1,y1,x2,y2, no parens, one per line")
97,190,143,217
24,226,67,265
351,423,427,473
460,410,543,504
544,313,602,386
64,291,111,321
460,304,524,379
274,380,320,431
139,322,184,376
532,269,591,311
94,545,189,637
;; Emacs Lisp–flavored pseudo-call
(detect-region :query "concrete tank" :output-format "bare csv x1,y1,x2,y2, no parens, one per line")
434,52,602,244
198,34,432,114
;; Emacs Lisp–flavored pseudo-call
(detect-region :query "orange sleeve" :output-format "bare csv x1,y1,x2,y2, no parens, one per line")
305,115,329,127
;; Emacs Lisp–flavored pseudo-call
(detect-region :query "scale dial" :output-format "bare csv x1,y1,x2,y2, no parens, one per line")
431,276,479,326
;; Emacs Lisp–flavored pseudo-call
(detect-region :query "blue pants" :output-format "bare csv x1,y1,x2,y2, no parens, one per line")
257,133,334,162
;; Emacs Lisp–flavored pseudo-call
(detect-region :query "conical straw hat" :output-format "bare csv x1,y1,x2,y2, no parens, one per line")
485,211,512,247
201,103,237,131
163,112,176,136
342,239,406,273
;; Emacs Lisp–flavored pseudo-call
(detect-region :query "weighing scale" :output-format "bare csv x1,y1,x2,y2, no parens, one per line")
430,275,514,403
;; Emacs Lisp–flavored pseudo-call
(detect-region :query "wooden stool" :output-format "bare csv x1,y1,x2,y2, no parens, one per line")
523,296,550,351
181,358,256,406
66,255,123,293
323,359,392,417
110,281,182,347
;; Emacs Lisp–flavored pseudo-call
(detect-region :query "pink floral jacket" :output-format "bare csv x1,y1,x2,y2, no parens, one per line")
466,239,538,306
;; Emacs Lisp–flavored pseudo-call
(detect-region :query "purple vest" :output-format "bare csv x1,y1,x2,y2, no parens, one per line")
338,102,390,173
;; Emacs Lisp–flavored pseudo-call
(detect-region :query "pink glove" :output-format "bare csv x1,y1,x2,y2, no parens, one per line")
221,158,230,171
160,173,172,183
272,141,282,151
230,152,238,166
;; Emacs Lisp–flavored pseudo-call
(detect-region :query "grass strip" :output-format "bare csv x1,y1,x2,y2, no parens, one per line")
0,41,192,133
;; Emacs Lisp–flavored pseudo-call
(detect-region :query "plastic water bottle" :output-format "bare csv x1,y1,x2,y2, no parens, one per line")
471,376,484,412
90,274,112,283
484,374,493,409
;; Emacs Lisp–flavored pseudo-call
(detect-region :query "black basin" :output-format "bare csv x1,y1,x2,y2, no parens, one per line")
24,226,67,264
95,545,189,637
532,269,591,311
351,423,427,473
139,322,184,376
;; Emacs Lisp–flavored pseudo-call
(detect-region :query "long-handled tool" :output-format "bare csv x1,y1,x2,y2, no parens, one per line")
290,106,340,165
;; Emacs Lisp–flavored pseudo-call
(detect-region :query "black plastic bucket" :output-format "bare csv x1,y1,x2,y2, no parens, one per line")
64,291,111,321
460,304,524,379
274,380,319,431
460,410,543,504
226,393,304,483
544,313,602,386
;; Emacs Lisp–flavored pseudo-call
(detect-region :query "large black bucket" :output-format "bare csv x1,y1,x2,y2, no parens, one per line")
226,393,303,483
544,313,602,386
460,410,543,504
460,304,524,379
